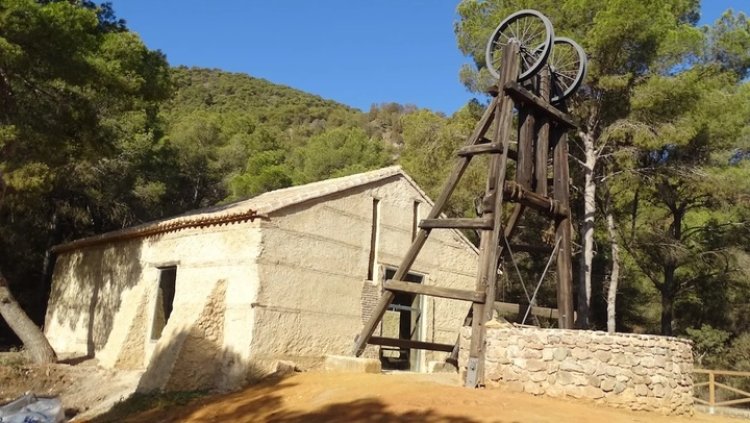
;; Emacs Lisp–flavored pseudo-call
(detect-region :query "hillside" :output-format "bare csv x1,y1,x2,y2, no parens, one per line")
165,67,362,130
155,67,401,210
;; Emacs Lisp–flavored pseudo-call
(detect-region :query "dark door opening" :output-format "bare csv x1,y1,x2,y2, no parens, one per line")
151,266,177,340
380,267,424,371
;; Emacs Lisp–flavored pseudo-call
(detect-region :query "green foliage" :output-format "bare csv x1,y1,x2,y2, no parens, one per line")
230,150,292,198
726,333,750,371
457,0,750,339
0,1,401,339
705,11,750,78
399,103,487,218
291,127,391,184
0,0,171,306
685,324,730,366
161,68,395,204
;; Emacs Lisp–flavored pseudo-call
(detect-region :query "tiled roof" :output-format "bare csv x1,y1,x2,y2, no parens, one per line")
54,166,478,254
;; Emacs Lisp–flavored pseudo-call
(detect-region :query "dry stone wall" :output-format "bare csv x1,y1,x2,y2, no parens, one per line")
459,326,694,415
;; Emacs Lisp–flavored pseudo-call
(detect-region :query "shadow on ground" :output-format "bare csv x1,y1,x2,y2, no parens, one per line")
92,375,480,423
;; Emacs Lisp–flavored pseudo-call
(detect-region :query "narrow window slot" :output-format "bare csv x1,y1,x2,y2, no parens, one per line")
367,199,381,280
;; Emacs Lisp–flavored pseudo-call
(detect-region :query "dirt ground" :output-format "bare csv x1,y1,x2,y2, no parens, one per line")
0,353,141,420
92,372,744,423
1,354,744,423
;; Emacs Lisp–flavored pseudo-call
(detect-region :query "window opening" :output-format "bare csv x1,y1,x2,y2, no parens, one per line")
367,199,381,280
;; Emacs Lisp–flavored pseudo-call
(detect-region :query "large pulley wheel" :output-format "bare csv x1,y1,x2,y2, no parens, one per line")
485,9,554,82
548,37,587,103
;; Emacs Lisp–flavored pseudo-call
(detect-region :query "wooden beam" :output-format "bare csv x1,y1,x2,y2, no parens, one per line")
504,82,577,129
468,40,521,388
456,144,518,161
517,106,535,189
419,218,493,230
479,137,520,157
384,280,486,303
502,181,567,217
457,143,501,156
368,336,454,353
535,68,551,196
694,369,750,377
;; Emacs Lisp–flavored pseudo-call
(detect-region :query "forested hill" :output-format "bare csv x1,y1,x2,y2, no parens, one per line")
165,67,360,129
160,65,487,215
156,66,403,214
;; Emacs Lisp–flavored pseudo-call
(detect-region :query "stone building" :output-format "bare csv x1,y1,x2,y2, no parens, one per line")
44,166,478,391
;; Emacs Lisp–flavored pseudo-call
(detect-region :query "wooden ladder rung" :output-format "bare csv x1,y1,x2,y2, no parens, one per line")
457,143,501,156
419,217,492,230
456,144,518,160
384,280,486,303
368,336,455,352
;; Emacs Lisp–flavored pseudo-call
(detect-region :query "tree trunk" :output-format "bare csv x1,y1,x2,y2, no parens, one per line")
577,132,596,328
661,265,675,336
0,270,57,363
605,212,620,333
660,204,682,336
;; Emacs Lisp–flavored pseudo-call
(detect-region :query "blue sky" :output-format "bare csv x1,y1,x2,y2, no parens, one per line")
112,1,748,115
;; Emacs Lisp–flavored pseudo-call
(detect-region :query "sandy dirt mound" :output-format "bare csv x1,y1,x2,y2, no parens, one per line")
96,371,743,423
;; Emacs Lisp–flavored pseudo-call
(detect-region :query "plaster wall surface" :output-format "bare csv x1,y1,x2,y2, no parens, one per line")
252,175,478,370
44,170,480,390
459,326,694,415
45,221,262,390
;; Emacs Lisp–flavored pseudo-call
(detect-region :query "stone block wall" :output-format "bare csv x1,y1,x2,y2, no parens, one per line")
459,326,694,415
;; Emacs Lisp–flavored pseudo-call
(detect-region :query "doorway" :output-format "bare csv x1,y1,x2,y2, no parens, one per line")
379,267,424,371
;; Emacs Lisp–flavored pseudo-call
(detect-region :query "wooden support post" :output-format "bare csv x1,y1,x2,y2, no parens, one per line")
552,125,574,329
351,90,501,357
517,102,535,189
466,40,520,388
535,68,551,196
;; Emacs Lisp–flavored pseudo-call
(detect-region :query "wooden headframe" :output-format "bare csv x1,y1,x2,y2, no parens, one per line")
351,40,577,388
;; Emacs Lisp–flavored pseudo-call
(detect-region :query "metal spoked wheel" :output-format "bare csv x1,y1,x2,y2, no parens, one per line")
548,37,587,103
485,9,554,82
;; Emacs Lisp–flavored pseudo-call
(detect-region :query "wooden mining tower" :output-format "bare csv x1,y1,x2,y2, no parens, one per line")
352,10,587,387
